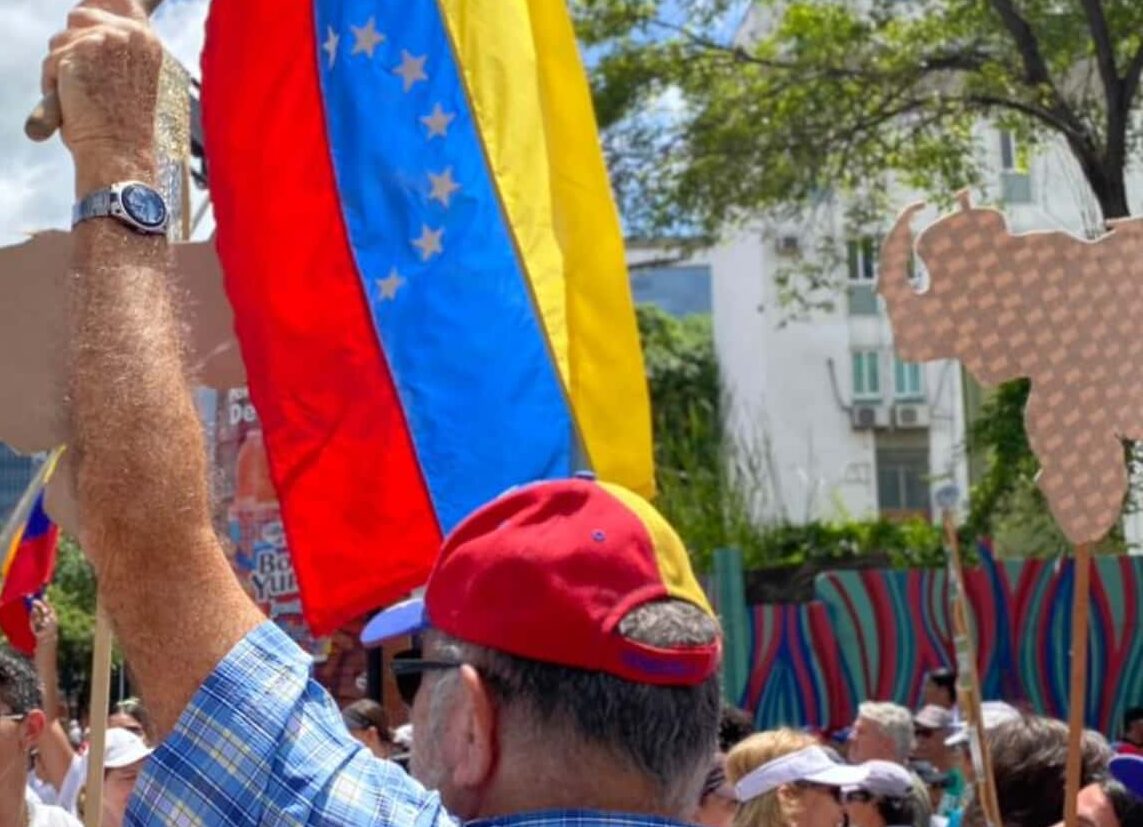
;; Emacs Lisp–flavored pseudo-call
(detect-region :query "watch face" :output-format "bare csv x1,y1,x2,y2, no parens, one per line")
121,184,167,229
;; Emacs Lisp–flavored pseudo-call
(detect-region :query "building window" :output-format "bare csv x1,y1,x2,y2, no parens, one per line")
876,443,930,519
852,351,881,401
999,130,1032,203
894,357,924,400
847,237,878,282
999,130,1017,171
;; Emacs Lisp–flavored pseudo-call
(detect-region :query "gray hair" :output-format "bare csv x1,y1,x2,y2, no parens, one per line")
858,701,914,762
434,599,722,813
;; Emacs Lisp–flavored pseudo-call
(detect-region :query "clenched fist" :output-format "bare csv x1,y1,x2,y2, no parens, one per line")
42,0,161,194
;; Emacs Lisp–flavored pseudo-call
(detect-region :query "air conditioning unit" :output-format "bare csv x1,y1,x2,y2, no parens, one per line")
851,405,886,430
893,404,931,429
775,235,801,256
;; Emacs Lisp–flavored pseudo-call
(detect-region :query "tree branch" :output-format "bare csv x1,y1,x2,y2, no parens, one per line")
988,0,1055,87
961,94,1087,141
985,0,1105,164
1078,0,1119,98
1124,43,1143,108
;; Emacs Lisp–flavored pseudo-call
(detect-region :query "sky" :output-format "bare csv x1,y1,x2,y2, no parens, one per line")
0,0,210,246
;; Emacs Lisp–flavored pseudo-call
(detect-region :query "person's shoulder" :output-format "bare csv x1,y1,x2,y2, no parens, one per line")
130,620,450,826
28,801,83,827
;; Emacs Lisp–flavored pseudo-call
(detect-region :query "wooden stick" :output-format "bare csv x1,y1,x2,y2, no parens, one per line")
24,0,165,141
83,608,113,827
1063,543,1093,827
943,510,1003,827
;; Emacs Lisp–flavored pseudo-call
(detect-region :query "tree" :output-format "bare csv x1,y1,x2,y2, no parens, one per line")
576,0,1143,233
45,536,97,698
582,0,1143,542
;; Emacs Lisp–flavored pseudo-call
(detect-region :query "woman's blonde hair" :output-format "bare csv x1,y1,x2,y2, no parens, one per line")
726,728,819,827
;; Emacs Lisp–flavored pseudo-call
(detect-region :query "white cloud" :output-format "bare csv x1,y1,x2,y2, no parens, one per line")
0,0,209,246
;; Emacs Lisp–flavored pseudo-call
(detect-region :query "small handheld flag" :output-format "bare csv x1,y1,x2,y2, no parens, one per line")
0,446,64,654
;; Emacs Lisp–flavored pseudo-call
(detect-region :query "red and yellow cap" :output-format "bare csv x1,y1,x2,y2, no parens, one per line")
362,477,721,686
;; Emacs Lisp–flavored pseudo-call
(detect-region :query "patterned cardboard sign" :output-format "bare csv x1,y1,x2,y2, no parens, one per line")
879,191,1143,543
0,232,244,534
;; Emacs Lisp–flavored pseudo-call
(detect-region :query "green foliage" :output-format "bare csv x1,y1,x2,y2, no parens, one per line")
577,0,1143,238
738,518,946,571
637,303,946,572
966,379,1126,557
637,304,751,568
45,536,98,694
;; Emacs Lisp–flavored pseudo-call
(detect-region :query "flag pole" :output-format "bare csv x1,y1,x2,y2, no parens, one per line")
1062,543,1093,827
937,486,1002,827
83,607,113,827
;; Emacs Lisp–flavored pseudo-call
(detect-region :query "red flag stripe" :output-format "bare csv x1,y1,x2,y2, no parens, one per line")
201,0,441,634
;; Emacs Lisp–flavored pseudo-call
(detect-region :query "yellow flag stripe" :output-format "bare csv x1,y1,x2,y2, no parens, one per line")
437,0,654,496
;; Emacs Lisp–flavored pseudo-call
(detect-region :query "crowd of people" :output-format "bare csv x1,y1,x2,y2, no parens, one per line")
1,1,1143,825
2,598,154,826
698,678,1143,827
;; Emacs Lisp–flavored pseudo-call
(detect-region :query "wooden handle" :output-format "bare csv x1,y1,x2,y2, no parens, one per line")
25,92,63,142
1063,543,1093,827
83,608,113,827
23,0,165,142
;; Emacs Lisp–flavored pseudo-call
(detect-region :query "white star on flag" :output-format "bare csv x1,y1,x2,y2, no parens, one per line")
428,168,461,208
393,50,428,92
322,26,340,68
412,225,444,261
377,268,405,300
350,18,385,58
420,103,455,139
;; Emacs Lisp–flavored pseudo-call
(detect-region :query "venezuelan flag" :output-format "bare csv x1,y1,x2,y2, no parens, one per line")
0,449,63,654
202,0,653,634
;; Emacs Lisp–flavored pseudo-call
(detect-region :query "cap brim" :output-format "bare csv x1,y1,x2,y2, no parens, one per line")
1110,755,1143,797
805,764,870,788
945,728,968,747
105,746,153,769
361,597,428,646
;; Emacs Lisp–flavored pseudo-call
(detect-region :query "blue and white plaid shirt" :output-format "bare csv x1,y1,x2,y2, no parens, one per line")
125,622,693,827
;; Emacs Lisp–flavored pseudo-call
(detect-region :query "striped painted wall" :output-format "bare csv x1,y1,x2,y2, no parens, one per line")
735,546,1143,736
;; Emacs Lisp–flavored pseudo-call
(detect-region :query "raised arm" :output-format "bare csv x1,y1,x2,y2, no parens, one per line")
46,0,264,737
31,598,75,791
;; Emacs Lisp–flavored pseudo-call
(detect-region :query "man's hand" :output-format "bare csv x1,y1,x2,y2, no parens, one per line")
30,599,59,653
42,0,161,195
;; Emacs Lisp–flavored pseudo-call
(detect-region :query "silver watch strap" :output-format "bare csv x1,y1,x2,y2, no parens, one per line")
72,188,118,226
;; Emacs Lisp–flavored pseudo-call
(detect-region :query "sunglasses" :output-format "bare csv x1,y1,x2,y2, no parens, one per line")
914,727,936,739
795,781,842,803
390,648,464,706
844,790,874,804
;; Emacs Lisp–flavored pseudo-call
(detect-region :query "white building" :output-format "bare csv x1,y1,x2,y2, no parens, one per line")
700,122,1143,527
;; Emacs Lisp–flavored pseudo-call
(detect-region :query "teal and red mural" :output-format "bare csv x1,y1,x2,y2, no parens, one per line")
725,545,1143,737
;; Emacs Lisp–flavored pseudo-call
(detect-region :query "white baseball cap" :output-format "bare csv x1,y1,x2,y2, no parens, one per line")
945,701,1020,746
736,745,870,802
104,727,153,769
848,760,915,799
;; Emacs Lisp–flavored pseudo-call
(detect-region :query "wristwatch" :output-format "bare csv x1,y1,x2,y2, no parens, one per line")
72,181,169,235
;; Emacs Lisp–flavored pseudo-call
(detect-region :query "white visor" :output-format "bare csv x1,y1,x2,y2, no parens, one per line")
735,745,870,802
944,701,1020,747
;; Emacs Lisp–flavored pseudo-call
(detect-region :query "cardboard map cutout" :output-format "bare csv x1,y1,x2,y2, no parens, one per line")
0,232,243,533
879,190,1143,544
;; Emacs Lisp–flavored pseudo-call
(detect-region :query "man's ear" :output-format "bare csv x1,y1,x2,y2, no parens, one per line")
23,709,46,749
450,664,497,789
